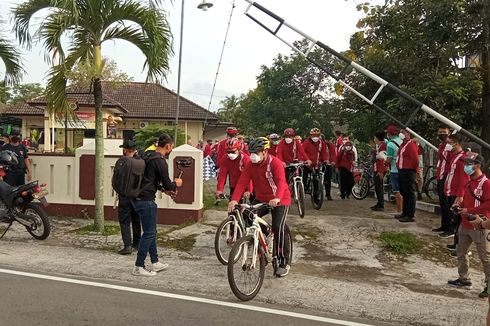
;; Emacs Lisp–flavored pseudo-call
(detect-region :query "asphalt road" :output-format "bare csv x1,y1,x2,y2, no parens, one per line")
0,267,384,326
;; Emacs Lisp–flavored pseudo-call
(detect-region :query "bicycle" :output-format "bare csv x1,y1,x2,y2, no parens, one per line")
227,202,293,301
351,162,374,200
214,194,248,265
305,164,324,210
286,162,306,218
422,165,438,200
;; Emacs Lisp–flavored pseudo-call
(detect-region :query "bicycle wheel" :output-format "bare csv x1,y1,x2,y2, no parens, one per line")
352,176,370,200
295,181,306,218
227,235,266,301
215,217,243,265
424,176,438,200
310,176,324,210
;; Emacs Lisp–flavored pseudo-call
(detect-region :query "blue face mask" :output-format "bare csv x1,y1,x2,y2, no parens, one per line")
464,165,475,176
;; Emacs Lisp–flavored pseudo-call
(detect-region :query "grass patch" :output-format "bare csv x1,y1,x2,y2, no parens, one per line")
157,234,197,252
70,223,120,236
204,193,228,211
379,231,424,255
294,225,323,241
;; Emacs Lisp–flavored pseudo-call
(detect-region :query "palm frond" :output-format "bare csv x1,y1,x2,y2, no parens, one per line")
0,38,24,85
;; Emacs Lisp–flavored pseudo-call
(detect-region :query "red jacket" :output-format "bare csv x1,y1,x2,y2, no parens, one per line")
269,144,278,157
303,138,327,166
232,154,291,205
217,153,253,192
276,139,308,164
462,174,490,229
436,142,452,180
326,141,337,164
216,139,229,166
335,136,343,153
336,144,355,170
203,144,212,157
444,150,469,197
396,140,419,170
374,142,388,173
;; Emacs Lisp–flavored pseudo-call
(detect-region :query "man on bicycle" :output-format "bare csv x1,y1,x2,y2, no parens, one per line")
216,126,239,166
302,128,327,193
216,138,252,198
277,128,311,182
228,137,292,277
268,133,280,157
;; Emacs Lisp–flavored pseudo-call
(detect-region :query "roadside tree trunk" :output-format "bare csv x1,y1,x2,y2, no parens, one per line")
93,45,104,233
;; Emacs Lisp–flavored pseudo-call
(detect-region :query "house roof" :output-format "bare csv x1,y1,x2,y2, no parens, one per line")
3,82,219,122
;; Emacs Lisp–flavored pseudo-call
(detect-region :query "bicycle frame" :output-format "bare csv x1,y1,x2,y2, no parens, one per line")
287,163,304,199
244,213,271,269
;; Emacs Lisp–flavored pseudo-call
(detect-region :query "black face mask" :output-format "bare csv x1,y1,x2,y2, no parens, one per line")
11,136,20,143
438,134,448,141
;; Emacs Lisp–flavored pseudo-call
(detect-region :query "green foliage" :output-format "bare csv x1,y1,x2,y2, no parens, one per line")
134,124,187,149
1,83,45,105
70,223,120,236
0,22,24,85
67,58,134,90
379,231,424,255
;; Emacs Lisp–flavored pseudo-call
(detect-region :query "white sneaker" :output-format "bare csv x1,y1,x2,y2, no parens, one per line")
152,261,169,272
132,266,157,277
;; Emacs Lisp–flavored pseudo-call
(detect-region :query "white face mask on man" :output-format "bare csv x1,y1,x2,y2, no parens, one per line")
311,137,320,143
284,138,293,144
445,143,453,152
250,153,262,164
227,153,239,160
398,132,406,140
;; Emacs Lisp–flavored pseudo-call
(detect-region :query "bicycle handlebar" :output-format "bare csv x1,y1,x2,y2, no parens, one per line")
285,162,305,168
234,202,271,211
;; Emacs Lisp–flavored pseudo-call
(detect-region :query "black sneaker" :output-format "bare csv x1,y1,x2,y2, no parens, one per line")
447,244,456,250
373,206,384,211
448,278,472,289
118,246,132,255
275,265,290,278
326,196,333,201
394,214,404,219
417,193,423,200
432,227,445,233
399,217,415,223
479,289,489,298
439,231,454,239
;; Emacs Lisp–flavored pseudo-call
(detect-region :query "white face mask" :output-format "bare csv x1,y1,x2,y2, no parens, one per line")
250,153,261,164
445,144,453,151
272,140,280,146
227,153,238,160
312,137,320,143
398,133,406,140
284,138,293,144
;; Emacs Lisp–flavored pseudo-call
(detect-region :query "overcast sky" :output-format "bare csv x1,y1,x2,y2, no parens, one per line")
0,0,382,110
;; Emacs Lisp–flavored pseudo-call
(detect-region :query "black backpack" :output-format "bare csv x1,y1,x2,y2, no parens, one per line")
112,156,147,198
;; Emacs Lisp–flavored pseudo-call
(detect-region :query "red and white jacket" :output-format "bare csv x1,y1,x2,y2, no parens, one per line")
269,144,278,157
276,139,308,164
217,153,252,192
335,143,356,170
303,138,327,167
231,154,291,205
396,140,419,170
462,174,490,229
374,142,388,174
436,142,452,180
444,150,469,197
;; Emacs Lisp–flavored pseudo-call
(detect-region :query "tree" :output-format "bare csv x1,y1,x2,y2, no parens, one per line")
134,124,186,150
2,83,45,105
216,95,241,123
67,58,134,90
0,32,23,86
14,0,172,232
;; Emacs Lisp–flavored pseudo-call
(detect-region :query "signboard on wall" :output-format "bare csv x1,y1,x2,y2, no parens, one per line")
53,112,95,129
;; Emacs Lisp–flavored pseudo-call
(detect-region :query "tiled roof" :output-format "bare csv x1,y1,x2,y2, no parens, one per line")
5,82,218,122
102,82,218,121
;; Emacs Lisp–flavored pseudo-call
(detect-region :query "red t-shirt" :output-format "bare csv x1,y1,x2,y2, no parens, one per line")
203,144,212,157
302,138,327,166
374,142,388,173
336,144,355,170
335,136,343,152
444,150,469,197
276,139,308,164
396,140,419,170
232,154,291,205
217,153,252,191
462,175,490,229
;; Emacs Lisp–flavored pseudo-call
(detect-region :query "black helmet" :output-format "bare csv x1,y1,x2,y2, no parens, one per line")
248,137,270,153
0,150,19,167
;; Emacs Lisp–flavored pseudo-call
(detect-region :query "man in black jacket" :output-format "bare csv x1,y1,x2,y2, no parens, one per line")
132,134,183,277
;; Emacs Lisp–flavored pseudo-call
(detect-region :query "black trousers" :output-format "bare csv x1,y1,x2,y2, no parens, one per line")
339,167,354,199
438,178,452,232
4,170,25,186
323,164,333,198
118,196,142,248
257,204,290,267
373,173,384,208
399,169,417,218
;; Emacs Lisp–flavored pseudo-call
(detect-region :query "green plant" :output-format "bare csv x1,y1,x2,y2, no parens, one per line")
379,231,424,255
134,124,187,149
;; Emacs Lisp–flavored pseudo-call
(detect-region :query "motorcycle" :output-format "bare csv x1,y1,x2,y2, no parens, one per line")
0,164,51,240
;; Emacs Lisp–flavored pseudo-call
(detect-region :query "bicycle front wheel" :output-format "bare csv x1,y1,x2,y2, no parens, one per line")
227,235,265,301
310,176,324,210
215,217,243,265
424,176,438,200
295,181,306,218
352,176,370,200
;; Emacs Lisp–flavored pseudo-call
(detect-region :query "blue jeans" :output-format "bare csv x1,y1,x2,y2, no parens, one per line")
131,200,159,267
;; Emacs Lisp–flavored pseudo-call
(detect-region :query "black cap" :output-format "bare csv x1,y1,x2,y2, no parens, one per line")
465,152,485,165
119,139,136,149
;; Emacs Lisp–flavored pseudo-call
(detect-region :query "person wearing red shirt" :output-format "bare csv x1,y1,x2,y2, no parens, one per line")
395,128,419,222
371,131,388,211
216,127,239,167
449,152,490,299
334,130,343,153
443,133,470,240
236,135,250,156
336,136,357,200
322,134,337,200
302,128,327,194
228,137,292,278
432,125,453,234
277,128,311,183
216,138,252,198
203,139,213,158
268,133,280,157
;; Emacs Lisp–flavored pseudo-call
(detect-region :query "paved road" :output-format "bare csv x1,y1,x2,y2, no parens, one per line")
0,267,385,326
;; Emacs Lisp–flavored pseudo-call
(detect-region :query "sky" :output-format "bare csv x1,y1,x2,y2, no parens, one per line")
0,0,382,110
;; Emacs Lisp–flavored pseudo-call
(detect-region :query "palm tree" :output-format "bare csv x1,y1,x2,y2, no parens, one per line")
13,0,173,232
0,20,23,88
